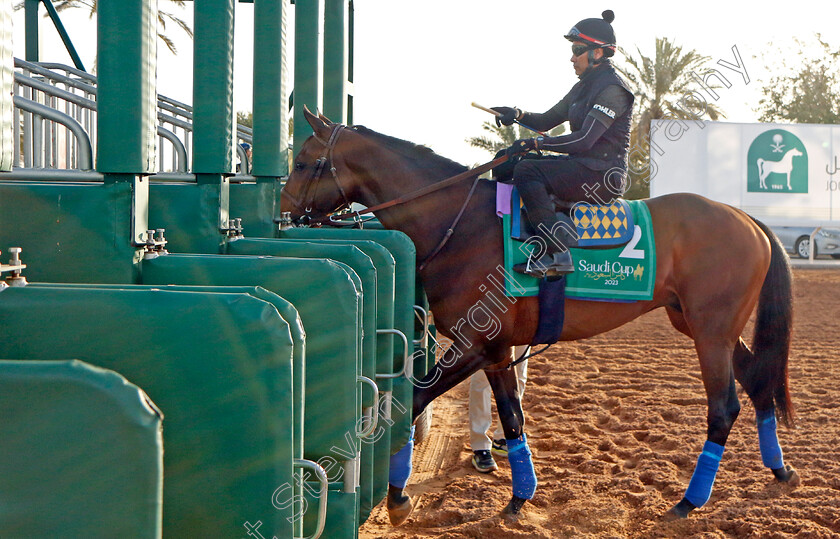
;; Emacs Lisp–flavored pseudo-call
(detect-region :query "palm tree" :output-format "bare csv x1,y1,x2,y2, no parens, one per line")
617,37,726,143
47,0,193,55
615,37,726,197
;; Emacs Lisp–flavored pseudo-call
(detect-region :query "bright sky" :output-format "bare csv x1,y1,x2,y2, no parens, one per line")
12,1,840,166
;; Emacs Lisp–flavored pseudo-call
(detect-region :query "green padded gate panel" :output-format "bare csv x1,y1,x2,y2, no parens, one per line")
277,228,418,453
293,0,323,157
192,0,235,174
229,180,282,238
141,253,363,537
225,240,377,524
0,360,163,538
0,183,142,283
358,224,433,376
96,0,157,173
226,238,397,522
149,182,228,255
0,287,296,538
252,0,290,178
28,283,306,464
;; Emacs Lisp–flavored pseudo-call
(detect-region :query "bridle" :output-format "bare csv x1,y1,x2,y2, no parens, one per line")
281,122,510,270
281,123,353,225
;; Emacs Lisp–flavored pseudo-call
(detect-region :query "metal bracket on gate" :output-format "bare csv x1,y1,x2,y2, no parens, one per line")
292,459,329,539
413,305,430,346
276,211,294,231
0,248,28,289
356,375,380,438
375,328,413,380
137,229,169,259
342,456,360,494
222,218,245,240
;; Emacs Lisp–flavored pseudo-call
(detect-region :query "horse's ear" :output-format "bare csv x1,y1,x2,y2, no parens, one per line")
318,112,334,125
303,105,332,140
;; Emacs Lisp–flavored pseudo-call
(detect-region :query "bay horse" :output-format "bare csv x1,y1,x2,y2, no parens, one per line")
280,108,799,523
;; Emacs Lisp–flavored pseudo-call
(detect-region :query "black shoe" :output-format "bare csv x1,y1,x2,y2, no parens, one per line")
491,438,508,458
471,450,498,473
513,251,574,278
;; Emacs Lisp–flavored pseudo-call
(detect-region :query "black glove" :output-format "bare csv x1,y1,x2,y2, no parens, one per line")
491,106,520,127
506,138,538,156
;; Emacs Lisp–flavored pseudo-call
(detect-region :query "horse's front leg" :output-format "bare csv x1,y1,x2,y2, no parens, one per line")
387,342,502,526
485,365,536,518
410,340,495,420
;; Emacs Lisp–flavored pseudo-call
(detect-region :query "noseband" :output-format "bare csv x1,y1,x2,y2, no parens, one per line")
281,124,354,223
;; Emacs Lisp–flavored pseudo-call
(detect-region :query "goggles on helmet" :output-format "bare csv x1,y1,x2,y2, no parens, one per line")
571,43,591,57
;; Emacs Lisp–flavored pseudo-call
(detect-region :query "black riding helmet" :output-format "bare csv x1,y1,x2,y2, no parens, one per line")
565,10,617,58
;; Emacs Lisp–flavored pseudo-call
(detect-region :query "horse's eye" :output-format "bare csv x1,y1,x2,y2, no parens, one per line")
295,162,306,171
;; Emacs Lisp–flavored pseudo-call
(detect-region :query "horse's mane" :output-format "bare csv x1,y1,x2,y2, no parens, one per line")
351,125,469,178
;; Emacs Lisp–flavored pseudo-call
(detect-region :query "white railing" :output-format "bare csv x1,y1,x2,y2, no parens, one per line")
11,59,253,176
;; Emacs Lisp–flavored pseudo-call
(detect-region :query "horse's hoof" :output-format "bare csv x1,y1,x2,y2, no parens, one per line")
386,491,414,526
773,464,801,487
387,497,413,526
500,495,528,519
662,498,695,521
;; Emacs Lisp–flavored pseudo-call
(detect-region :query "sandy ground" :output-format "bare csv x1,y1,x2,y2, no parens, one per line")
360,268,840,538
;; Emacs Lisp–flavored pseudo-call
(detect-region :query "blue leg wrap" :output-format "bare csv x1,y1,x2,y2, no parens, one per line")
506,433,537,499
684,440,724,508
388,425,415,489
756,408,785,469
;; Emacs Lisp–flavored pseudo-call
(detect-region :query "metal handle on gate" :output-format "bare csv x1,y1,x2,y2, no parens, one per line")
413,305,430,346
293,458,328,539
356,375,380,438
375,329,412,380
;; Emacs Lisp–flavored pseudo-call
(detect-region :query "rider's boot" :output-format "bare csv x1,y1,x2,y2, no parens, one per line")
514,221,577,278
513,249,574,278
512,178,578,278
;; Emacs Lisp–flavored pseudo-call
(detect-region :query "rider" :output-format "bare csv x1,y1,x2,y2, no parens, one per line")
492,10,634,278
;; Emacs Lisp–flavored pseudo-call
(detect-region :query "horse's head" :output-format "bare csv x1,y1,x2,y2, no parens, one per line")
281,109,470,228
280,106,358,224
790,148,803,158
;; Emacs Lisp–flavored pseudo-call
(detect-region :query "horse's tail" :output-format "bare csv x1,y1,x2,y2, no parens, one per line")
757,158,765,177
750,217,795,426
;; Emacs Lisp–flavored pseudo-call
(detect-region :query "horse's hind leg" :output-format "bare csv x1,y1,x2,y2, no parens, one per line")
667,338,741,520
485,365,535,518
732,338,800,485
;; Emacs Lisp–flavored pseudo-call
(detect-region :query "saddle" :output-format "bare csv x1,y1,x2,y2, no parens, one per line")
510,193,635,248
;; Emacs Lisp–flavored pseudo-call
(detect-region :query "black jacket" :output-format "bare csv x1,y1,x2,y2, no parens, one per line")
520,62,634,171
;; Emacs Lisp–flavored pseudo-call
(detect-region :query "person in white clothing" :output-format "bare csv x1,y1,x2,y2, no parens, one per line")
469,345,529,473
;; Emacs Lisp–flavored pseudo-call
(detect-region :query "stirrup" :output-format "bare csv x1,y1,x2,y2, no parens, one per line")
513,251,574,278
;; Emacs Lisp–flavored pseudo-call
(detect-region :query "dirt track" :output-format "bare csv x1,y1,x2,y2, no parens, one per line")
360,268,840,538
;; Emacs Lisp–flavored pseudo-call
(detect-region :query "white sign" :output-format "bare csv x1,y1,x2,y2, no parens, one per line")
650,120,840,226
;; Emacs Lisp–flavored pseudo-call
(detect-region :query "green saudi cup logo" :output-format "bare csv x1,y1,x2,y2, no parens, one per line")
747,129,808,193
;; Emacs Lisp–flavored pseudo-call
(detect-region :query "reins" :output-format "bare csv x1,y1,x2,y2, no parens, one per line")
283,123,510,270
354,154,508,217
417,174,482,272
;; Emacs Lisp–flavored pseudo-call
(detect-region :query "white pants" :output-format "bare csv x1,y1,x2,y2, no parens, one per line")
469,345,529,451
